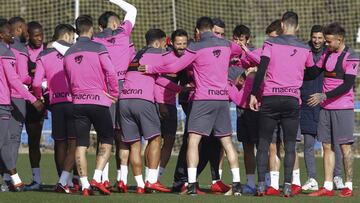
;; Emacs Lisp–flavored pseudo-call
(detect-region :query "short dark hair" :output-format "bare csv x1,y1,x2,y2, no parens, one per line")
171,29,188,42
266,19,282,35
75,15,93,34
323,22,345,38
233,24,251,40
52,24,75,41
98,11,120,29
212,18,225,29
196,16,214,31
281,11,298,27
145,28,166,45
0,18,9,33
8,16,25,26
27,21,43,33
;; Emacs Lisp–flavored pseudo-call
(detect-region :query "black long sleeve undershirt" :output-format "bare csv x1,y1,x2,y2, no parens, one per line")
325,74,355,99
251,56,270,96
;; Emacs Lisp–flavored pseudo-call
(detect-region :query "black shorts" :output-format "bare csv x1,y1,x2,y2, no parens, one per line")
259,96,300,143
73,104,114,147
237,108,260,144
51,102,76,141
157,103,178,135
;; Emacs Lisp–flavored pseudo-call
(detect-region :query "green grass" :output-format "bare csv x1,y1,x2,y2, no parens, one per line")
1,154,359,203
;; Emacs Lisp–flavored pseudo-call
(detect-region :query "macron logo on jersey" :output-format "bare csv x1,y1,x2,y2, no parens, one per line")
213,49,221,58
208,89,228,96
10,61,15,67
74,55,83,64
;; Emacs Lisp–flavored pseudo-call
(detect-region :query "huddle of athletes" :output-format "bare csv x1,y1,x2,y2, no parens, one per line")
0,0,358,198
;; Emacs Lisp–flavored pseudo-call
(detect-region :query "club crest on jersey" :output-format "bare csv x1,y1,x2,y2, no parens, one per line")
107,38,116,44
290,49,297,56
74,55,83,64
213,49,221,58
56,53,64,59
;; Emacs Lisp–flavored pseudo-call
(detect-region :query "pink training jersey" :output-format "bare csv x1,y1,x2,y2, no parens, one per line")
261,35,315,101
28,44,44,63
64,37,118,107
9,37,32,98
147,31,236,101
33,41,72,105
120,47,182,103
93,20,133,82
154,51,183,106
0,42,36,105
320,48,359,109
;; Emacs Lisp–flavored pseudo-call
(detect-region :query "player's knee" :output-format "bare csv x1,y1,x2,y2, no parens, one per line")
322,143,333,151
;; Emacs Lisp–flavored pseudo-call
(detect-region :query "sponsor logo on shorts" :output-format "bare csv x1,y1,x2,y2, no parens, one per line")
73,93,100,101
208,89,228,96
121,89,143,95
272,87,298,94
52,92,72,99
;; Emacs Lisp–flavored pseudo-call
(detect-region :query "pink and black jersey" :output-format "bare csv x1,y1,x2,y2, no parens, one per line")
154,50,183,106
64,37,118,107
33,41,72,105
0,42,36,105
93,20,133,81
252,35,315,101
9,37,32,98
147,31,233,101
120,47,181,103
320,47,359,109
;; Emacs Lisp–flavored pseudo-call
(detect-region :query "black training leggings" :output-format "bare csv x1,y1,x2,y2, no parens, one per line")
256,96,299,184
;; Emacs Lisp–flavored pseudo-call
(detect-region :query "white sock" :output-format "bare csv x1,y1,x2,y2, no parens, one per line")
32,168,41,184
102,162,109,182
58,171,71,186
265,172,271,187
134,175,145,188
345,182,353,191
292,169,301,186
3,173,11,181
212,180,219,184
324,181,333,191
219,169,223,180
67,173,74,187
231,168,240,183
148,169,158,184
116,169,121,181
120,165,128,185
80,176,90,190
246,174,256,188
158,167,165,180
145,167,149,182
11,173,22,185
93,169,102,183
270,171,280,190
188,168,197,183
